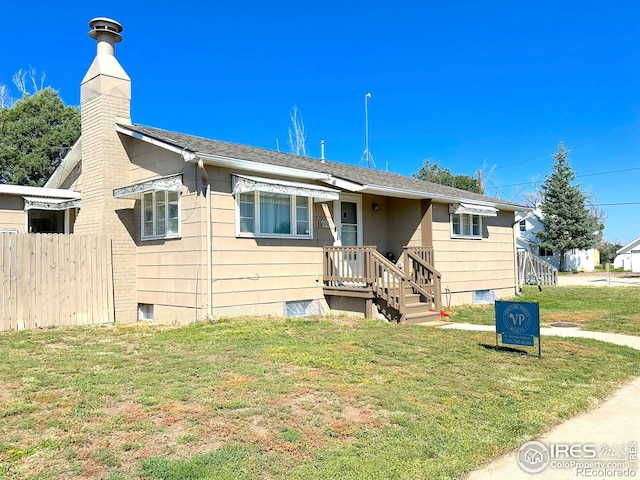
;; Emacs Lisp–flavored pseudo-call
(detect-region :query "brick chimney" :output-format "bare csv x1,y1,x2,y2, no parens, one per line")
76,18,137,323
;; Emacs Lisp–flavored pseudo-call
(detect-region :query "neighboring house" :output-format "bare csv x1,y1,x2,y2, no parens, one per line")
1,17,528,325
0,184,80,234
515,207,598,272
614,237,640,272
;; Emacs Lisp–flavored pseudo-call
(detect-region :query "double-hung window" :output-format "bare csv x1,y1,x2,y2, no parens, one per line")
143,190,180,240
539,246,553,257
451,213,481,239
238,191,311,238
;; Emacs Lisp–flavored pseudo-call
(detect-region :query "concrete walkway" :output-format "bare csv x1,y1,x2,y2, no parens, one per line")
438,323,640,479
557,272,640,287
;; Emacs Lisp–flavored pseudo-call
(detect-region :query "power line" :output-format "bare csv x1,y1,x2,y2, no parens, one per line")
493,125,640,171
592,201,640,206
495,165,640,189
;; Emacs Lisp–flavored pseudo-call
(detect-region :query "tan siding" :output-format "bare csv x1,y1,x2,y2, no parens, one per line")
387,197,423,251
214,285,325,308
362,194,389,249
0,195,26,232
206,168,333,317
432,202,517,305
122,141,205,323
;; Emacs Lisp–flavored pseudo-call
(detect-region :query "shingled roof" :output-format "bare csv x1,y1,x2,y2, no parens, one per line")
118,123,525,211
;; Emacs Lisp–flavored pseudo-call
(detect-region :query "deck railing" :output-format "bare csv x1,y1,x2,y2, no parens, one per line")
404,247,442,311
518,250,558,286
404,246,435,266
322,246,441,312
371,249,405,312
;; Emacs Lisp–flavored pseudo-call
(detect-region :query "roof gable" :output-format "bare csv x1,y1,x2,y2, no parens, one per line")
617,236,640,254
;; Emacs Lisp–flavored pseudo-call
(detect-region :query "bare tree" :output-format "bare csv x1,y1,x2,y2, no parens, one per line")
287,105,306,156
0,84,13,108
12,66,46,96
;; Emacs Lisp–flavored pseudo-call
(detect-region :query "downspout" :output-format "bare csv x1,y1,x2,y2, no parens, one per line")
198,159,213,319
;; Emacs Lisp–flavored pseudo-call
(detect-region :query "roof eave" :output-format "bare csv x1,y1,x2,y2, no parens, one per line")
0,184,81,199
44,137,82,189
116,124,190,156
359,184,525,211
188,152,333,182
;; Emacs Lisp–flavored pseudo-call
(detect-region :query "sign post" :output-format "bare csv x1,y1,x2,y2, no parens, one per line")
495,301,541,358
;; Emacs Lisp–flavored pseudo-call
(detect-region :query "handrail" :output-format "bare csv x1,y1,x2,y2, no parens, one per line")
404,246,435,266
370,249,406,312
322,245,443,319
517,250,558,286
404,247,442,311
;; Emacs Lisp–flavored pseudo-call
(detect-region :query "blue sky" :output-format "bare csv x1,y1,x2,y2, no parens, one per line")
3,1,639,244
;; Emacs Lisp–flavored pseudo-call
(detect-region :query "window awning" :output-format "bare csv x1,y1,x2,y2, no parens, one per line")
232,174,340,202
449,202,498,217
113,174,183,199
23,196,81,211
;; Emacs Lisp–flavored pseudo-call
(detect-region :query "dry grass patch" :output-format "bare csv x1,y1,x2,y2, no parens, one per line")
0,318,638,479
545,310,607,325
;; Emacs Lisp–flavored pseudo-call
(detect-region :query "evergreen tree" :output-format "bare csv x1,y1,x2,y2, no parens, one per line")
0,88,80,186
537,143,600,271
413,159,479,193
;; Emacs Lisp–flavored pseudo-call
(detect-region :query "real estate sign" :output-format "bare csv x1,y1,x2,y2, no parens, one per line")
495,301,540,356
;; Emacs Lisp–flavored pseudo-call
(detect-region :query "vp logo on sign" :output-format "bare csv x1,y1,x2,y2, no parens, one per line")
517,441,550,473
503,303,532,334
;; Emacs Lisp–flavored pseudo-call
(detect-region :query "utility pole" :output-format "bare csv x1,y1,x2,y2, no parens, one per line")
478,169,483,194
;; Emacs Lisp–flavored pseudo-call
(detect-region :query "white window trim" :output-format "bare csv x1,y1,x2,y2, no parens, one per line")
333,193,363,246
450,212,483,239
141,190,181,241
235,190,314,239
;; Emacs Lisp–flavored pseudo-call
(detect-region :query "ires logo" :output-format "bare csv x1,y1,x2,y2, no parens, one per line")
517,441,598,473
550,443,597,458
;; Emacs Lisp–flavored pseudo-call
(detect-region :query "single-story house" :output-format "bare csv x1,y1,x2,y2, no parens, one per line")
0,184,80,234
613,236,640,272
0,17,528,325
515,207,598,272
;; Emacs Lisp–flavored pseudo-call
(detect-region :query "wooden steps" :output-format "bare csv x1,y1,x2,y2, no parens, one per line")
402,303,441,324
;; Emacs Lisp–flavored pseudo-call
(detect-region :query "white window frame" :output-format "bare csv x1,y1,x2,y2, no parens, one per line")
333,193,363,246
141,190,181,240
450,212,482,239
235,190,313,239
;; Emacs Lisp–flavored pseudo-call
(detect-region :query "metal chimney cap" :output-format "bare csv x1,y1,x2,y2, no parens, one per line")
88,17,123,43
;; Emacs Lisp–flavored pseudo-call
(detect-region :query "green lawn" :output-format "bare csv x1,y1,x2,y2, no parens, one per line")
448,285,640,336
0,315,638,479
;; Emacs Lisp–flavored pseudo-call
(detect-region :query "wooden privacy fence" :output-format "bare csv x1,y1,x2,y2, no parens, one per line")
1,233,115,331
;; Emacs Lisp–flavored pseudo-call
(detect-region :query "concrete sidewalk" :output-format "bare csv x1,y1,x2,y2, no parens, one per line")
438,323,640,479
557,272,640,286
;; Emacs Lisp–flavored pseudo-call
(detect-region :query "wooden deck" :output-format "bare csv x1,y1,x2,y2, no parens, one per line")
322,246,442,323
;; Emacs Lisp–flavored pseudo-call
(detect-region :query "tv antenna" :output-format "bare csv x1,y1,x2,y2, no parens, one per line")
360,92,377,169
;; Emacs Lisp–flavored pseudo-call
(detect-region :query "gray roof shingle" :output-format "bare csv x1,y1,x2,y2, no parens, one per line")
121,123,525,210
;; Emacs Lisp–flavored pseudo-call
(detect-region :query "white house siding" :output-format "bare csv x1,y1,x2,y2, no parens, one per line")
432,203,517,306
515,209,596,272
613,253,630,270
632,250,640,273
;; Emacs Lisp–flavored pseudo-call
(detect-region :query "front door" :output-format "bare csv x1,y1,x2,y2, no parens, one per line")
334,194,362,246
333,195,364,282
340,201,358,246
